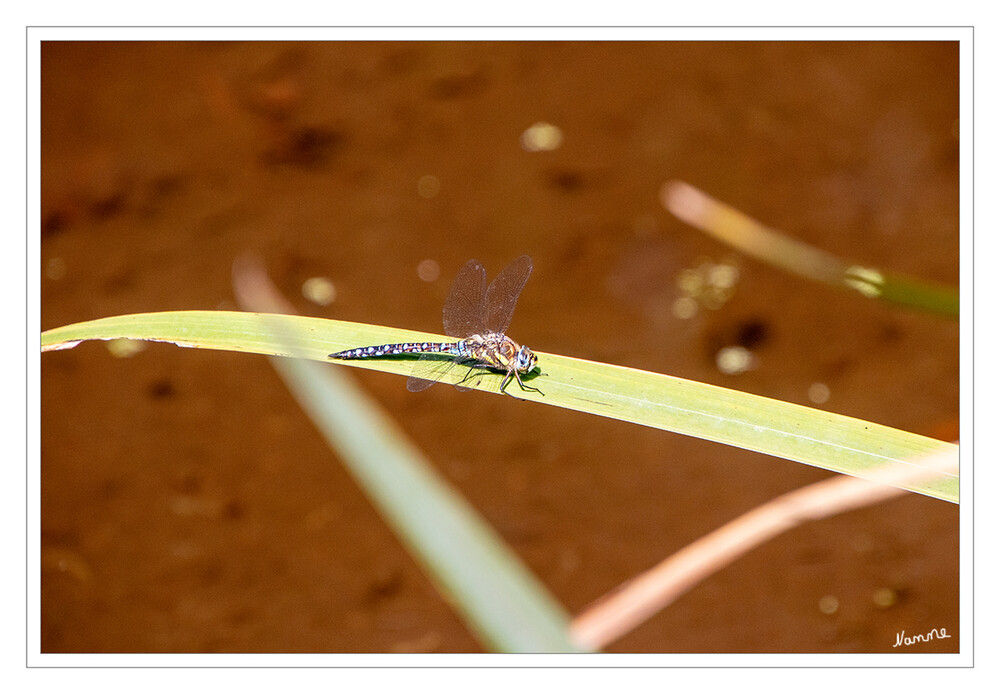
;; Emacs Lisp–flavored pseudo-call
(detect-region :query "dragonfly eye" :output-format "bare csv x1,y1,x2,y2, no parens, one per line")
517,346,537,372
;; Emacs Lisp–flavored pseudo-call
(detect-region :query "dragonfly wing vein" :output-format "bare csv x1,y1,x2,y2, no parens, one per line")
406,351,462,392
484,254,532,333
442,259,487,338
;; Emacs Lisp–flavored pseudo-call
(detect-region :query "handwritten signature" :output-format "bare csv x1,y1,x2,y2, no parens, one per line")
893,627,952,648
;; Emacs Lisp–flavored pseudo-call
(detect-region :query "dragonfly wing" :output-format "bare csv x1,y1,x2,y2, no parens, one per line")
406,353,493,393
452,364,500,392
406,376,437,393
406,352,459,392
406,376,438,392
484,255,532,333
442,259,487,338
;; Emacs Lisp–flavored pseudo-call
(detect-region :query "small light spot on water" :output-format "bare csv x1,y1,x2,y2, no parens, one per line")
46,257,67,280
708,262,739,290
106,338,145,358
716,345,755,375
808,382,831,404
676,267,704,295
302,277,337,306
417,259,440,282
672,295,698,320
818,594,839,614
872,587,897,608
417,174,441,198
675,257,739,313
520,121,563,152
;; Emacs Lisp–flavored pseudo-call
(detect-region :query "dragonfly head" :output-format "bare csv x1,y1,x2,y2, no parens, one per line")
515,345,538,374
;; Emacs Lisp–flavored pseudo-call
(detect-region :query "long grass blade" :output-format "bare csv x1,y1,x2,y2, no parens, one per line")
42,311,958,503
228,263,584,653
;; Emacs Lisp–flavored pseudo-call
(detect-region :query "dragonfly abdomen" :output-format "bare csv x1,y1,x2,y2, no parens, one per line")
329,341,459,360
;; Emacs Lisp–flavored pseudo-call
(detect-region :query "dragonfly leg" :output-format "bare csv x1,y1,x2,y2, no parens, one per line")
500,369,544,397
454,362,490,388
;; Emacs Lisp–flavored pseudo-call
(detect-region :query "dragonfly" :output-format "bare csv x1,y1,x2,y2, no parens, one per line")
329,255,544,397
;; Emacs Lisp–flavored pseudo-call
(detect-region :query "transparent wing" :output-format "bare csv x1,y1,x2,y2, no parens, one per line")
408,256,533,394
442,259,487,338
484,255,533,334
406,352,484,393
406,353,460,392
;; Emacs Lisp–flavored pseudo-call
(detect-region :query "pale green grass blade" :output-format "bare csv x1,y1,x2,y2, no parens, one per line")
540,353,957,503
268,349,582,652
238,266,583,653
663,181,960,318
42,310,958,503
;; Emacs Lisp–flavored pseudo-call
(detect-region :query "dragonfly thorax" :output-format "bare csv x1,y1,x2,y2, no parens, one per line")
458,332,534,374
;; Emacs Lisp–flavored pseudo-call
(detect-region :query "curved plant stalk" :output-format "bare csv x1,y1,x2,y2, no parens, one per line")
570,446,959,651
662,180,959,318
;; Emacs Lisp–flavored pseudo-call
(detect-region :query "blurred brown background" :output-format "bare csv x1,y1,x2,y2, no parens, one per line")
40,40,959,653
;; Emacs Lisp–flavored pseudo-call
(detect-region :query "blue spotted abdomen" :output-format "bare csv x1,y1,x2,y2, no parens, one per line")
329,341,460,359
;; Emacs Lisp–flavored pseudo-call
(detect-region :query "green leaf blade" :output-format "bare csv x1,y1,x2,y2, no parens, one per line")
42,310,958,503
